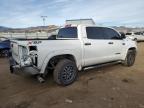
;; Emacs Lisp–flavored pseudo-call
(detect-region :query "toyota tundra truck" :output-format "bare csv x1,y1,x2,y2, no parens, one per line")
9,25,137,86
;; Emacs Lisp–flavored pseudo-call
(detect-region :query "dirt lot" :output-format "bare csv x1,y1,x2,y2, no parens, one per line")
0,43,144,108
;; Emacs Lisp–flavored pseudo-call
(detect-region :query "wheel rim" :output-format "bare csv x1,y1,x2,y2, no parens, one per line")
61,65,75,83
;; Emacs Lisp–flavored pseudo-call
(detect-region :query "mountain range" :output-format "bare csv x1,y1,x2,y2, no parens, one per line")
0,25,59,33
0,26,12,32
0,25,144,33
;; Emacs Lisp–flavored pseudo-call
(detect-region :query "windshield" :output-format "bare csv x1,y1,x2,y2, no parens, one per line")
126,33,132,35
134,32,143,35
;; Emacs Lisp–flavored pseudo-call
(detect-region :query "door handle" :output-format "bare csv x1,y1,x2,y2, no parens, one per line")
122,43,125,45
108,42,114,44
85,43,91,45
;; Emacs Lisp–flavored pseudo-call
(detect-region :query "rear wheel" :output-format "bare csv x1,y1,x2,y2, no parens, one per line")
53,59,78,86
122,50,136,67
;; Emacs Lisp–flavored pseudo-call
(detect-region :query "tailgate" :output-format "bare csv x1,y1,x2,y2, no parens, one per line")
11,41,20,64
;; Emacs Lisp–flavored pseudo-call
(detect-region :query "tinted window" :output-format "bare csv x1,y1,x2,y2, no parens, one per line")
134,32,143,35
86,27,105,39
57,27,77,38
126,33,132,35
103,28,120,39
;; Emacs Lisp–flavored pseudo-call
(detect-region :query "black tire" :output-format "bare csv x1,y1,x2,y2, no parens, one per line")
123,50,136,67
53,59,78,86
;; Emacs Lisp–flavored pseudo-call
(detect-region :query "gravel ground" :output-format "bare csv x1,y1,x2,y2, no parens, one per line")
0,43,144,108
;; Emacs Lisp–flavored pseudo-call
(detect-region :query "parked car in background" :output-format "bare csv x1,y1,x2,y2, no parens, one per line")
126,32,144,41
0,37,10,57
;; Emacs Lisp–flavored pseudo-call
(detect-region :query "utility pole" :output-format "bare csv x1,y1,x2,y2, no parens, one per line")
41,16,47,26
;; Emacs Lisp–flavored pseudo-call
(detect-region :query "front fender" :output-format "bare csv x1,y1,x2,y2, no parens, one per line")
121,39,137,60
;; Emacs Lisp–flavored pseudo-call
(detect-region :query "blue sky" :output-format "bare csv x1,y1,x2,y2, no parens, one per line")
0,0,144,28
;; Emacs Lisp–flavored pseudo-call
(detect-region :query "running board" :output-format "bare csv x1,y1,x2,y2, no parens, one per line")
83,61,121,70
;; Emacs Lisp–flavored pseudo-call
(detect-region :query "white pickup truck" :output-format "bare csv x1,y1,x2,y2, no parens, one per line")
9,25,137,86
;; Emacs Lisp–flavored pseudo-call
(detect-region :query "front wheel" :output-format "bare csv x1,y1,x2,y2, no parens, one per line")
53,59,78,86
122,50,136,67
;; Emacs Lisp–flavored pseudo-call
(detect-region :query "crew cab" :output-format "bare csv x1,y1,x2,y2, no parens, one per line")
9,25,137,86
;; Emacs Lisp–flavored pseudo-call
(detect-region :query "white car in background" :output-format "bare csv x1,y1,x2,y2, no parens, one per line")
126,32,144,41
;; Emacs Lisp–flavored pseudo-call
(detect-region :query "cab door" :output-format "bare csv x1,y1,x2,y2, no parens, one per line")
102,28,125,60
83,27,117,66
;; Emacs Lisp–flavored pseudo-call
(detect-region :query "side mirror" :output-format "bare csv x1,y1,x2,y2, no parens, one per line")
120,32,126,39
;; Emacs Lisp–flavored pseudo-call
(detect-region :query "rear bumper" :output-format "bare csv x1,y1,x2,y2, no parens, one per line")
9,56,40,75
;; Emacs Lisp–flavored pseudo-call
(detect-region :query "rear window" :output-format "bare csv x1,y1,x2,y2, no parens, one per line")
57,27,77,38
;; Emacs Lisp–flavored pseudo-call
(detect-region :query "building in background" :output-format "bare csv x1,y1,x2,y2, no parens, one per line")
66,19,96,25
